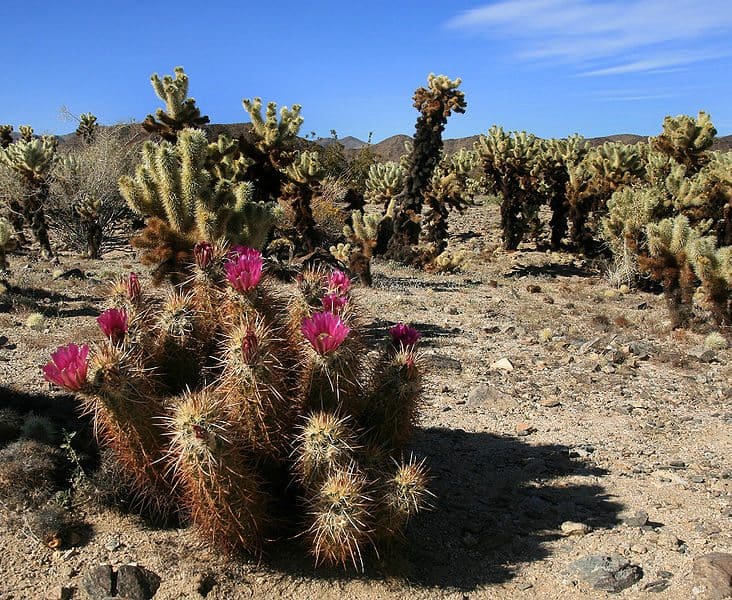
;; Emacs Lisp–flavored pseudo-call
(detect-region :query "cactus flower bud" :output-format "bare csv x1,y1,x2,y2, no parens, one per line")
301,311,350,355
194,241,214,269
126,273,141,303
42,343,89,391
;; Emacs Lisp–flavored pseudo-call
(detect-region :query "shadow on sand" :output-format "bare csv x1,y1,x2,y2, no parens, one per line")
263,426,621,591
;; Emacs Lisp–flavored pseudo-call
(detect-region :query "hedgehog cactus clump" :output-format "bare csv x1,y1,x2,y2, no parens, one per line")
42,249,431,567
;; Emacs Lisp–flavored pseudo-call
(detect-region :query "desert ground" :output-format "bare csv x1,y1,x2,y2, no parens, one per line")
1,202,730,599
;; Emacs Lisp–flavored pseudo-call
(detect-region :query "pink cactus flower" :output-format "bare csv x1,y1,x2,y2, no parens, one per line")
225,247,263,293
327,270,351,295
194,241,214,269
97,308,128,345
42,343,89,392
321,293,349,313
301,311,350,355
126,273,141,303
389,323,422,348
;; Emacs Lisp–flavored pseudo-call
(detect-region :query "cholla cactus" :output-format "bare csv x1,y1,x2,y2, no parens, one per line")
421,148,477,259
651,111,716,173
640,215,699,328
386,74,466,263
43,251,430,567
119,128,279,283
0,217,17,271
0,134,57,258
281,150,322,251
538,135,590,249
142,67,210,141
475,126,544,250
0,125,12,149
329,242,352,263
566,141,645,253
75,112,98,144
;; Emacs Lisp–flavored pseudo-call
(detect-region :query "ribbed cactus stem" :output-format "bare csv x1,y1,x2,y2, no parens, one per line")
168,390,267,554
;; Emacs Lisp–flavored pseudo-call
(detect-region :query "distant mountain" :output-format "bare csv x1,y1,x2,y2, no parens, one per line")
43,122,732,160
316,136,367,151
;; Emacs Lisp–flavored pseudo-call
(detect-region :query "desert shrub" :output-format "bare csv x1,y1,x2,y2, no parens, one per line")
47,126,141,258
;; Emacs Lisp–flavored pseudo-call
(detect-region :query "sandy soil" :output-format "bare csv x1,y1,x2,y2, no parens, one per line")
1,203,730,599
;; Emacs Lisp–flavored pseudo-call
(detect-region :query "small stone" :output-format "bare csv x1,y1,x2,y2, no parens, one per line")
116,564,161,600
45,586,73,600
693,553,732,600
526,284,541,293
539,398,561,407
642,579,671,593
561,521,591,536
81,564,114,598
515,422,534,436
656,532,684,552
517,582,533,590
490,357,514,371
691,475,706,483
622,510,649,528
567,554,643,593
105,536,122,551
698,349,718,363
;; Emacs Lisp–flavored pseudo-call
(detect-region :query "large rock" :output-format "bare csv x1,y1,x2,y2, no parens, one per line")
693,553,732,600
116,564,161,600
568,554,643,593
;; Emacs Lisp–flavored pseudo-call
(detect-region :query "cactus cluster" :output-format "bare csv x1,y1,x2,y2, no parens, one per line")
600,112,732,330
43,246,430,567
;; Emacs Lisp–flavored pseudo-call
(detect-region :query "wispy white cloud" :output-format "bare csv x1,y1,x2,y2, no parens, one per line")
446,0,732,75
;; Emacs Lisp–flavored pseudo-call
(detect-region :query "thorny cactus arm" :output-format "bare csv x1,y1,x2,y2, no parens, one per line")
365,162,403,208
142,67,210,141
19,125,34,142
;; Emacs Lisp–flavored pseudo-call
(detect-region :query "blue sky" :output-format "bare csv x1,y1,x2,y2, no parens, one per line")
2,0,731,141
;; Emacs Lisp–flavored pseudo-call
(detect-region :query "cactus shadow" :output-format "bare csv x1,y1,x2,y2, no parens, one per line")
360,318,457,348
395,426,621,590
505,262,599,279
0,283,103,317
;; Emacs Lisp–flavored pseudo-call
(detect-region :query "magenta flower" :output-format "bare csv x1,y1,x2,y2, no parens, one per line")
225,247,263,293
301,311,350,355
194,241,214,269
389,323,422,348
126,273,141,304
42,343,89,392
327,270,351,295
321,293,349,313
97,308,128,345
